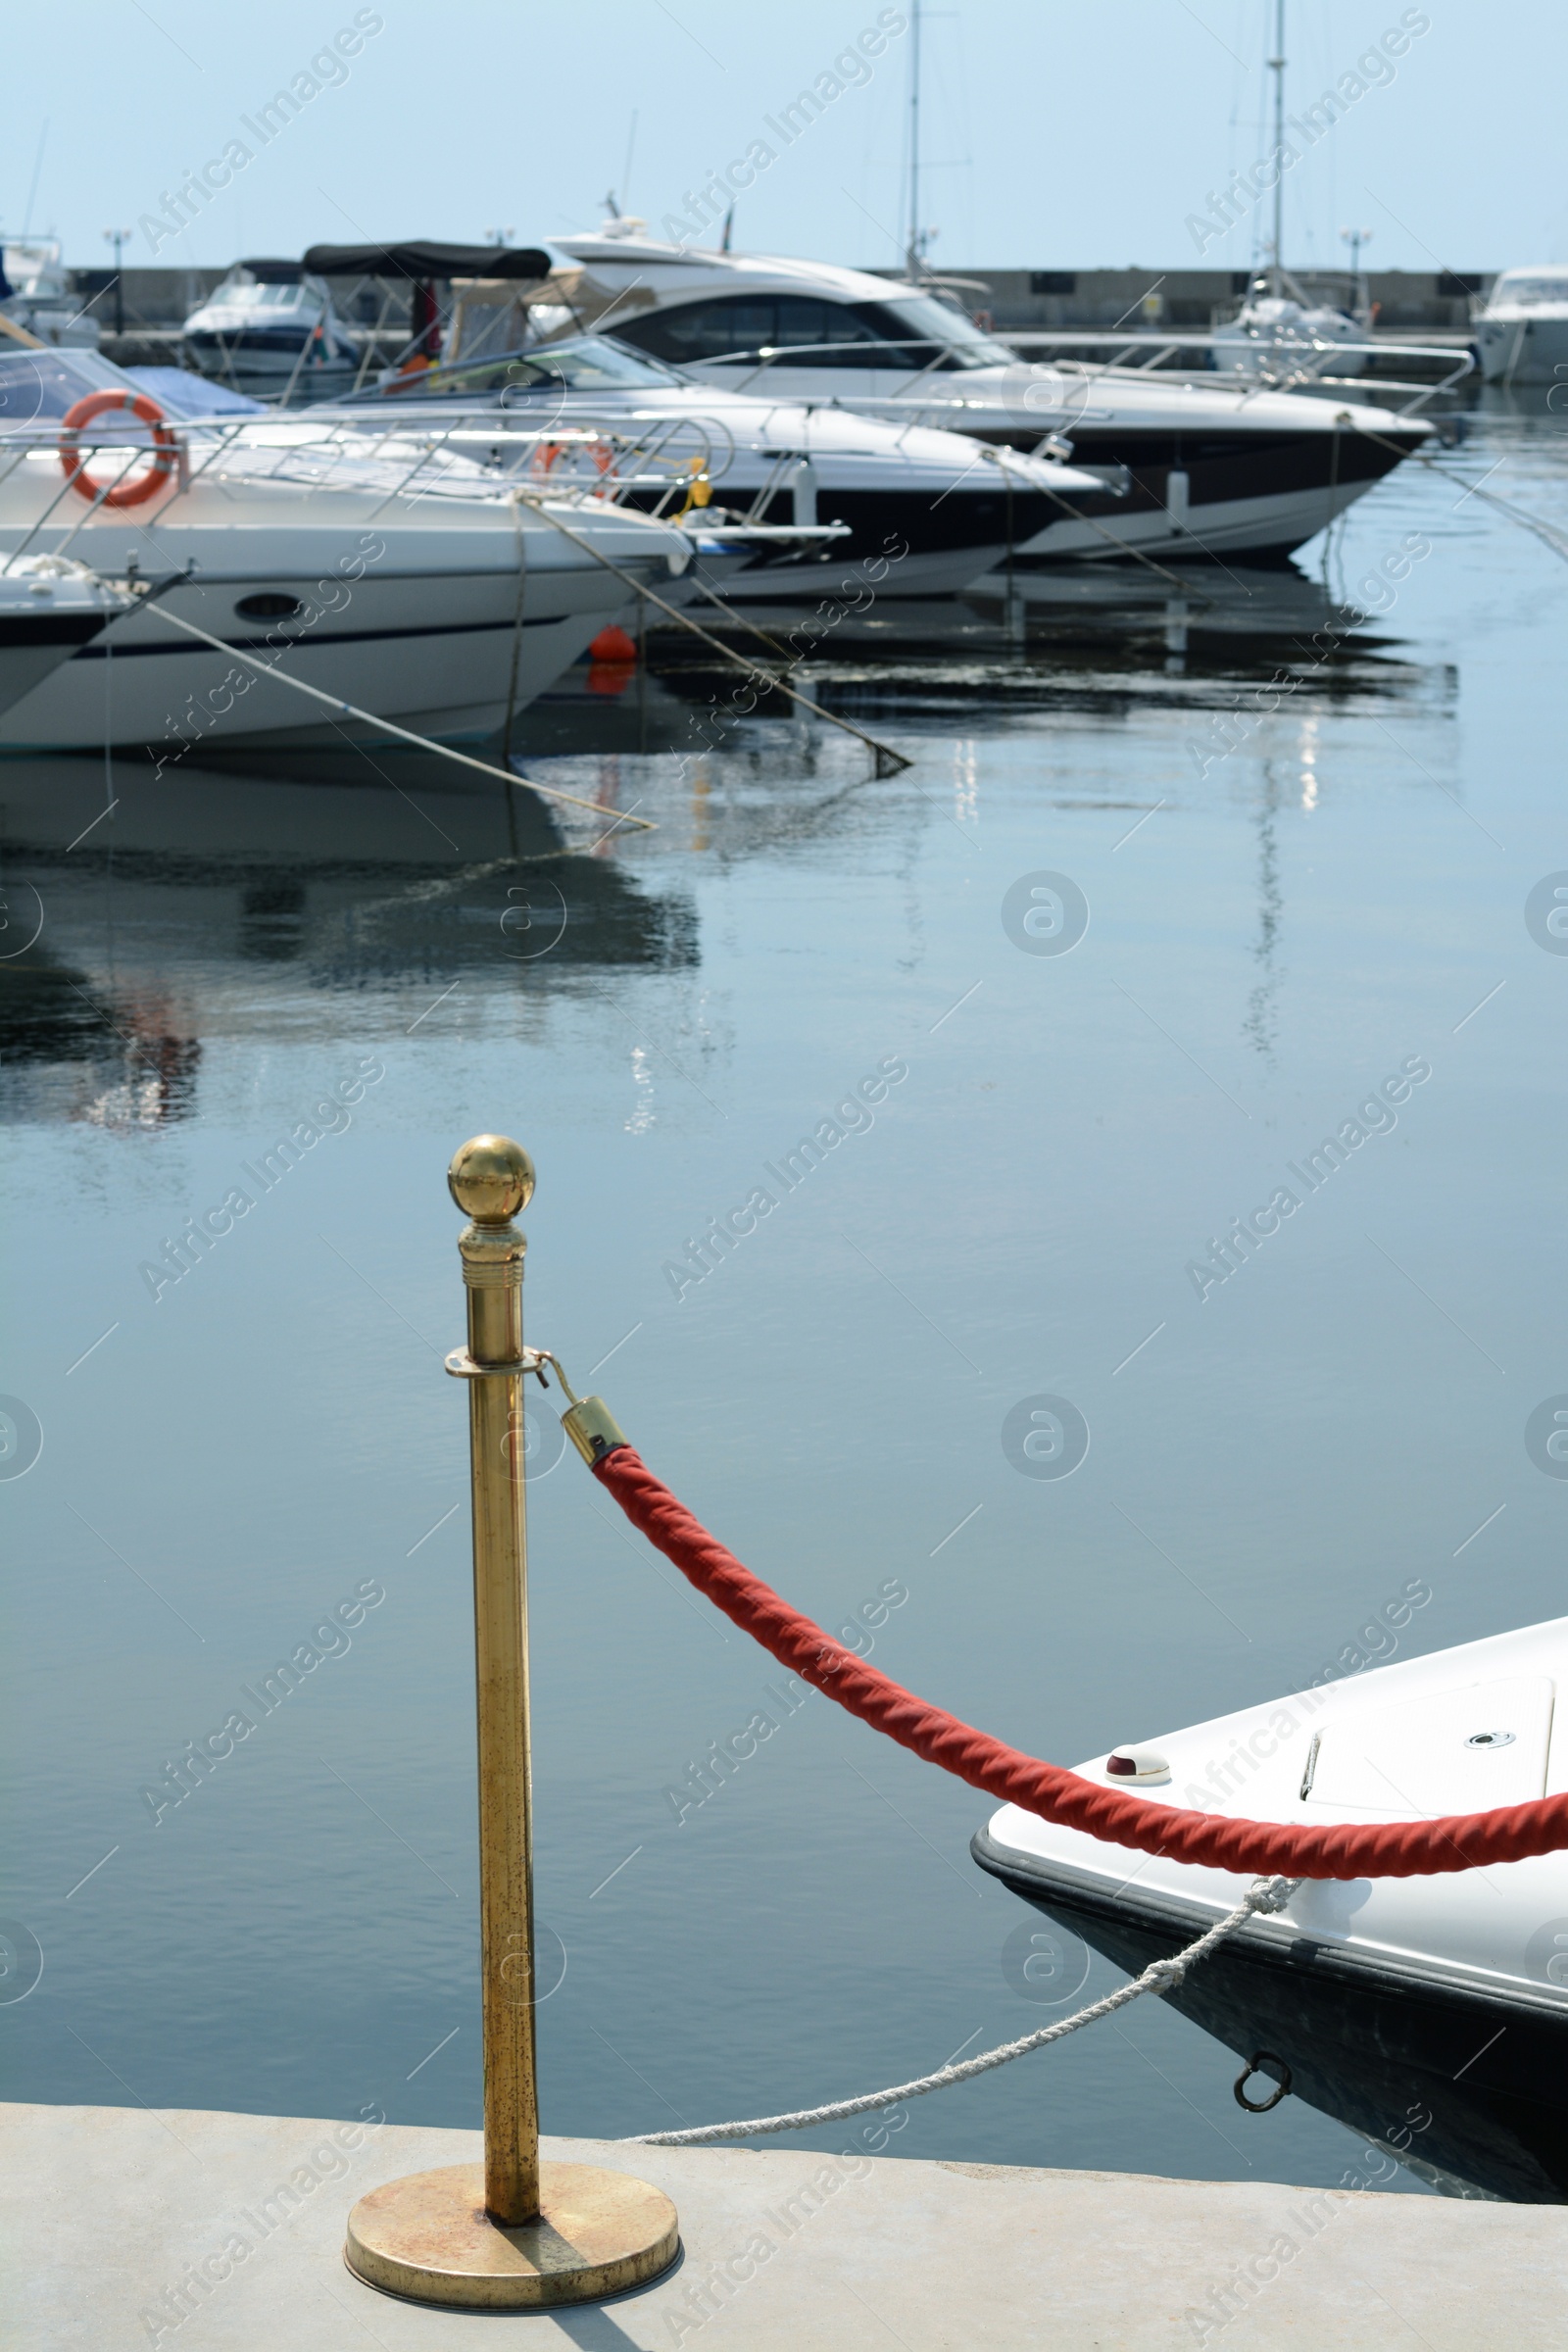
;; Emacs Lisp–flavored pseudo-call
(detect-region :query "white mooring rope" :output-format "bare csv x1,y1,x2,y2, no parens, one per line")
626,1875,1301,2147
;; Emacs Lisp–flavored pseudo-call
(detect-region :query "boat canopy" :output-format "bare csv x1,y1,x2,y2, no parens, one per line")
303,242,551,282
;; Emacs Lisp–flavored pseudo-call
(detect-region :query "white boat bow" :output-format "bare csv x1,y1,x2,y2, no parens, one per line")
975,1616,1568,2200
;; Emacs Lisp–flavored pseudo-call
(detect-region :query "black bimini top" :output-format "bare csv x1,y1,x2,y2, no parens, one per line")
302,242,551,281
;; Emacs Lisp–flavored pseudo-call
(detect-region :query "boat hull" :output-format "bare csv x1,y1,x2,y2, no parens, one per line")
1476,314,1568,385
655,367,1428,563
974,1827,1568,2203
1012,474,1386,567
0,603,114,721
0,543,662,754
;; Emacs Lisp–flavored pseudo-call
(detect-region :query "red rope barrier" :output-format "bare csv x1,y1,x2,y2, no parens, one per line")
595,1446,1568,1881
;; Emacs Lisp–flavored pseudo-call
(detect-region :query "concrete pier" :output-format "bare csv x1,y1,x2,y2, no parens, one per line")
4,2102,1566,2348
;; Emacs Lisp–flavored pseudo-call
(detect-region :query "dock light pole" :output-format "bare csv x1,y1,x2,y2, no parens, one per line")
344,1137,678,2311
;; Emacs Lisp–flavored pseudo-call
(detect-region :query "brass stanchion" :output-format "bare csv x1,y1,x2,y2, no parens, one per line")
345,1136,678,2310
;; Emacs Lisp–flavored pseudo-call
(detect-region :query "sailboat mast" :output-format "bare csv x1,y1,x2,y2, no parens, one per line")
1268,0,1286,288
906,0,922,278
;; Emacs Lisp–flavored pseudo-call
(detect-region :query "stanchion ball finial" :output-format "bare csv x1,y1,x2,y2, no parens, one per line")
448,1135,535,1224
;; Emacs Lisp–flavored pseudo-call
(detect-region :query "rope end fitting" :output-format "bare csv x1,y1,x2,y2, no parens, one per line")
564,1395,630,1468
523,1348,629,1465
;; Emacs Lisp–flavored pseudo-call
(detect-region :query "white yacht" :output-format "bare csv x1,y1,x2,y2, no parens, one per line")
334,331,1104,602
975,1616,1568,2203
0,556,129,719
1210,284,1367,383
551,231,1434,567
1,241,98,351
182,263,360,400
1475,268,1568,387
0,348,691,754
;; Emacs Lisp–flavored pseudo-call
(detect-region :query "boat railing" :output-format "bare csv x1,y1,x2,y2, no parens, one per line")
998,328,1477,414
648,327,1473,422
0,413,725,515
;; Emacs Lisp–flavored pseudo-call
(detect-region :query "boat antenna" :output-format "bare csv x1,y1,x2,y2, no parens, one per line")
1267,0,1285,292
719,205,735,253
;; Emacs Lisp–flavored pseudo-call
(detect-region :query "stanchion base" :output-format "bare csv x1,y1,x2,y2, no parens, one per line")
345,2160,679,2310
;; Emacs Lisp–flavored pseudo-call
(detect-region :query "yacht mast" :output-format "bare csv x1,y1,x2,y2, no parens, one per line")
1267,0,1286,290
905,0,923,280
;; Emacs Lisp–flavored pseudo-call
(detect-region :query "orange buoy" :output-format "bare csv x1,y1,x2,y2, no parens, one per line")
59,389,177,509
587,625,638,664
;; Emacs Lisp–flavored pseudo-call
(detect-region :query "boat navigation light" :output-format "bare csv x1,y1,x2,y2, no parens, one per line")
1105,1745,1171,1786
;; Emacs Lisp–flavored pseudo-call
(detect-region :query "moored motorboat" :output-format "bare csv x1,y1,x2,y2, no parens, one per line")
181,262,360,400
328,326,1106,601
0,347,691,755
1475,268,1568,387
551,227,1435,565
974,1617,1568,2201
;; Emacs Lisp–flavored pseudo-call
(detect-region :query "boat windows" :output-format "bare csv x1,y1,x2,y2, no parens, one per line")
612,288,1015,371
613,294,886,367
1490,272,1568,309
235,593,304,619
613,297,777,365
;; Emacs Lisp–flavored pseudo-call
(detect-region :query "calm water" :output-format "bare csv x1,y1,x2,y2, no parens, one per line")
4,391,1567,2200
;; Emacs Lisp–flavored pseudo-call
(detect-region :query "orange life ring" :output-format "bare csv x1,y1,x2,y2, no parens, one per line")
59,389,177,510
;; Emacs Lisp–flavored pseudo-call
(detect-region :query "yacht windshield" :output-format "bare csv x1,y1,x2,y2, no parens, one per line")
0,348,142,423
0,347,250,423
882,295,1015,368
377,335,682,399
1493,272,1568,309
201,272,323,318
514,335,681,389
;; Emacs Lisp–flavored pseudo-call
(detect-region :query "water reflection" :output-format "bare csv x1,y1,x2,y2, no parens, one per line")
0,752,698,1124
645,570,1444,729
0,568,1454,1130
0,951,201,1129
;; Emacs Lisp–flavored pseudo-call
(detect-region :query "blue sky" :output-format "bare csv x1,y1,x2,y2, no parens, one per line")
4,2,1557,276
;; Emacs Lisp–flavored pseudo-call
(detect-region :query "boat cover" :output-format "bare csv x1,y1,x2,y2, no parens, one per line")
303,242,551,282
